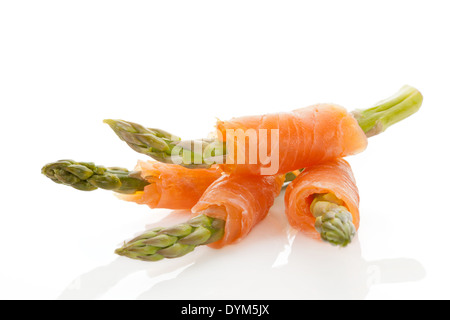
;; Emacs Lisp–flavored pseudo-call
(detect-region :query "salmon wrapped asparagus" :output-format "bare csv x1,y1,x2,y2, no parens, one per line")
191,173,285,249
41,159,222,210
285,159,360,246
104,85,423,177
115,173,285,261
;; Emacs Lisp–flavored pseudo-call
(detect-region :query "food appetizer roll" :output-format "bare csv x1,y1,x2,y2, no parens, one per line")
191,173,285,249
42,160,222,210
116,173,285,261
285,159,359,247
104,85,423,177
217,103,367,175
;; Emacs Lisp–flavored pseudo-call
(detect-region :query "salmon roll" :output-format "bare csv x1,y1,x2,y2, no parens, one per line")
192,174,285,249
217,104,368,176
118,160,223,210
284,159,360,246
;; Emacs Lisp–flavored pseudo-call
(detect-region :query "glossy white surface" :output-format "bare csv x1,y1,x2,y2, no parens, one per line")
1,0,449,300
54,197,428,300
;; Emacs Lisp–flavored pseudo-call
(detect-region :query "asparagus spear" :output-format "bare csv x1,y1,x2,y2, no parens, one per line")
103,119,225,168
41,160,149,194
104,85,423,167
115,214,225,261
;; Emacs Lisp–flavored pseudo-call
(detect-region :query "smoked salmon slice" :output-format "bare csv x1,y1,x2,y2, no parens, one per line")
217,104,368,176
118,160,223,210
284,159,360,240
192,174,285,249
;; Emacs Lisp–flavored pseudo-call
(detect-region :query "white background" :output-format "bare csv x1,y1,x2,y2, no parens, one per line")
1,1,449,300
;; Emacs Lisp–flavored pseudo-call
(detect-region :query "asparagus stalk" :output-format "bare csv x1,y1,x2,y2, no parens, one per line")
41,160,149,194
352,85,423,137
284,170,303,183
115,214,225,261
104,85,423,168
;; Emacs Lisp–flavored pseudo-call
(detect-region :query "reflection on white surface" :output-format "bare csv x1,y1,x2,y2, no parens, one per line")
272,227,298,268
58,195,426,300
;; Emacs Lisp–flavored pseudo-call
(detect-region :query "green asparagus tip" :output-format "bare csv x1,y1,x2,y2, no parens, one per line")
315,209,356,247
104,118,227,167
42,160,149,194
310,194,356,247
103,119,181,160
115,215,225,262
